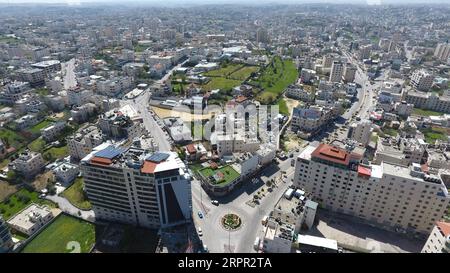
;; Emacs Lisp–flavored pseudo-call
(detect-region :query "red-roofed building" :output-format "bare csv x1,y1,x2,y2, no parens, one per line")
311,143,361,168
422,221,450,253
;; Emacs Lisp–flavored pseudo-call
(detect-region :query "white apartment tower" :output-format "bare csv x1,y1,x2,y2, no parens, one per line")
434,43,450,63
411,70,434,92
421,221,450,253
81,145,192,229
293,144,450,234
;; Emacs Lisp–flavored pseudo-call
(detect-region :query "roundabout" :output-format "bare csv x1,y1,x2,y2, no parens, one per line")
221,213,242,231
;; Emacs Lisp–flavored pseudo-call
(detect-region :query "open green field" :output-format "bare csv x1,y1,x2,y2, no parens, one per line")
29,120,52,135
0,35,20,44
412,108,446,117
62,178,92,210
254,56,298,104
198,165,240,186
229,66,259,81
21,214,96,253
420,127,449,144
0,188,55,220
383,128,398,137
203,64,243,77
0,128,27,149
202,77,241,92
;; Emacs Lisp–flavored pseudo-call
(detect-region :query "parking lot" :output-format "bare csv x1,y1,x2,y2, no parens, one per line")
306,209,425,253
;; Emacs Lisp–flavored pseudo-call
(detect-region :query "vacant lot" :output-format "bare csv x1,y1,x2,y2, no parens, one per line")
202,77,241,92
198,165,240,186
0,188,55,220
203,64,243,77
29,120,52,135
229,65,259,81
62,178,92,210
21,214,96,253
412,108,445,116
43,145,69,160
0,182,18,202
420,127,449,144
0,128,27,149
253,56,298,104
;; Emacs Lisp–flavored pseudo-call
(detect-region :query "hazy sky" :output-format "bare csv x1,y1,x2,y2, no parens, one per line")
0,0,448,4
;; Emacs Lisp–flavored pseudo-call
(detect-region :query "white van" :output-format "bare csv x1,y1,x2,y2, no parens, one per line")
253,237,260,250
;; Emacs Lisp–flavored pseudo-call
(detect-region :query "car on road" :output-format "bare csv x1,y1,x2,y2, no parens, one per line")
198,227,203,236
38,194,46,199
198,211,203,219
211,200,219,206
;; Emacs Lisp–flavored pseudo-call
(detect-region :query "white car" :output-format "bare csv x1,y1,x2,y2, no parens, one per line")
211,200,219,206
198,227,203,236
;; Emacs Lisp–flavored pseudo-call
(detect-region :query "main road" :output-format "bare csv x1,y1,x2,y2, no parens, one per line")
191,150,302,253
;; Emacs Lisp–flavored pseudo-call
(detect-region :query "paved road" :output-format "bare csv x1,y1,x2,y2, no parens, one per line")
121,90,172,151
46,194,95,222
192,151,300,253
62,58,77,89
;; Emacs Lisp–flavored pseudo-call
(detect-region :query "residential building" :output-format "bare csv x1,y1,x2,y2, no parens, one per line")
262,219,294,253
329,61,344,83
7,204,53,236
67,86,93,106
53,162,80,184
291,105,334,134
343,64,357,83
98,105,144,140
421,221,450,253
18,68,46,87
31,60,61,76
12,150,45,178
405,91,450,114
67,124,104,161
348,120,373,146
70,103,97,123
81,145,192,229
41,121,66,142
285,85,315,102
14,113,41,131
411,70,434,92
293,143,450,234
0,81,32,104
434,43,450,63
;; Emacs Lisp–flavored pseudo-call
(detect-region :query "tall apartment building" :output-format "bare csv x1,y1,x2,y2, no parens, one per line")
358,44,372,60
67,86,93,106
256,28,269,44
81,144,192,229
343,64,357,83
12,150,45,178
293,143,450,234
18,68,46,87
31,60,61,76
405,91,450,114
291,105,334,134
0,81,32,104
67,125,104,160
411,70,434,92
434,43,450,63
0,216,13,253
329,61,344,83
348,120,373,146
421,221,450,253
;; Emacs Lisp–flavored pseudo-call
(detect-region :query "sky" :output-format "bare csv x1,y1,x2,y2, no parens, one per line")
0,0,448,5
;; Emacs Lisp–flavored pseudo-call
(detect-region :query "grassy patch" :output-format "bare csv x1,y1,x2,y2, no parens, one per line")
21,214,96,253
0,188,55,220
0,182,18,202
202,77,241,92
412,108,445,116
29,120,52,135
36,88,49,96
0,128,27,149
420,127,449,144
277,98,289,116
28,138,46,152
383,128,398,137
254,56,298,104
203,64,243,77
43,145,69,161
62,178,91,210
229,66,259,81
198,165,240,186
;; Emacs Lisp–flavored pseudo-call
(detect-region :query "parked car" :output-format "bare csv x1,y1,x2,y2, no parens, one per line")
198,211,203,219
198,227,203,236
211,200,219,206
